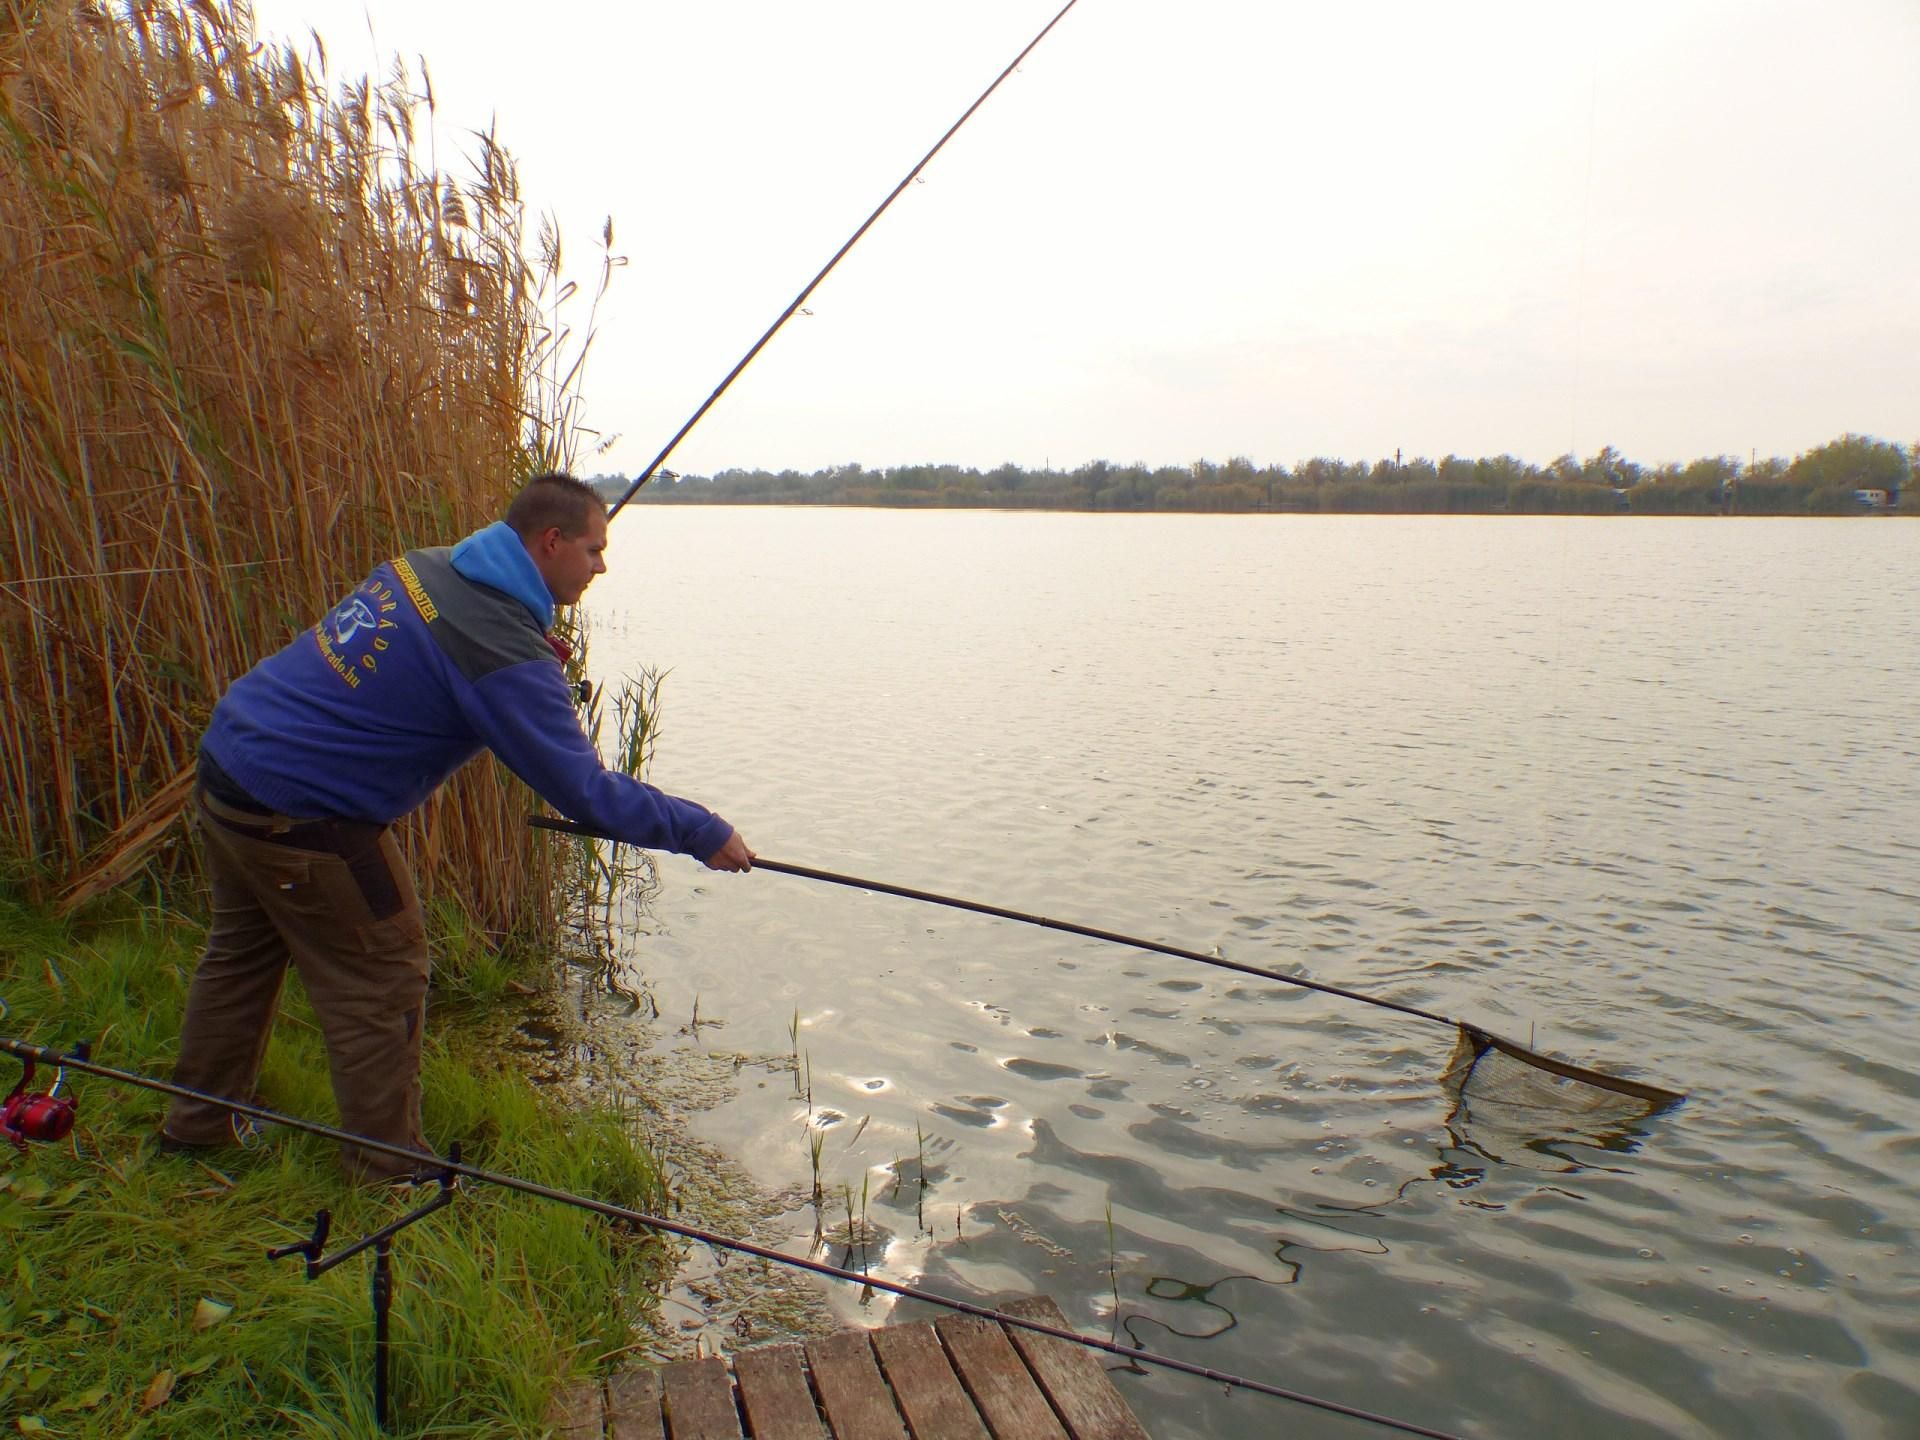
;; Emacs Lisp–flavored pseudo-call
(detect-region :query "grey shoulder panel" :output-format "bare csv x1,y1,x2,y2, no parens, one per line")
403,547,552,683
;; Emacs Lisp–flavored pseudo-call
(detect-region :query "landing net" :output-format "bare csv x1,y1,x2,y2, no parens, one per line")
1439,1024,1681,1163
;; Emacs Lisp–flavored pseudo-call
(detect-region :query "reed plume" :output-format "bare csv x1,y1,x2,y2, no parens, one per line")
0,0,614,949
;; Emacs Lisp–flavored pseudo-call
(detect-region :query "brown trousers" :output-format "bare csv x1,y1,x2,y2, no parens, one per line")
165,787,431,1180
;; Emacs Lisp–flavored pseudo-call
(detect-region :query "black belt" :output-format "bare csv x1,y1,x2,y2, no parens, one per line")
196,782,387,855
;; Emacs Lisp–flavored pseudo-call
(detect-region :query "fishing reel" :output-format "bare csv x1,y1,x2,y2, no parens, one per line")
540,633,593,706
2,1047,82,1154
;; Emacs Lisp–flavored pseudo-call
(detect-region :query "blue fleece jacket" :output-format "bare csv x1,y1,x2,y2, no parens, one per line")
200,524,733,860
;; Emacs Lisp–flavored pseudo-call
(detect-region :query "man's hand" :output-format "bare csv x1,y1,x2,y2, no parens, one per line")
703,829,755,872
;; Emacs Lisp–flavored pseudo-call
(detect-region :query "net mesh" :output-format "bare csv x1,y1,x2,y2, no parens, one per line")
1439,1026,1680,1166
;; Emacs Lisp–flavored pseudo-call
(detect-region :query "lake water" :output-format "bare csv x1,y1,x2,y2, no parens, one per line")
584,509,1918,1440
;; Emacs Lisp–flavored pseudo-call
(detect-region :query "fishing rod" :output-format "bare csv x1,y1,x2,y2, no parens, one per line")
28,3,1082,913
606,0,1083,519
529,815,1685,1106
0,1036,1465,1440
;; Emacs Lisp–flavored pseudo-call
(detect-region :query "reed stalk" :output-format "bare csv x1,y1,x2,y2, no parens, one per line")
915,1119,928,1231
0,1,616,952
788,1008,801,1096
1105,1201,1121,1326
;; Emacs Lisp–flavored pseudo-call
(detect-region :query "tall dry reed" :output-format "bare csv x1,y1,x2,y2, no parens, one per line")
0,0,611,945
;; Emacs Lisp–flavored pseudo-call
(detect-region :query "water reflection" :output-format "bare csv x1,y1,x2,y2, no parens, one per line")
602,510,1920,1439
1105,1070,1676,1376
1110,1273,1296,1374
1311,1067,1670,1221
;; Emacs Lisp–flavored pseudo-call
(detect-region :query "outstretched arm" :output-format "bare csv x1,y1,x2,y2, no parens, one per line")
456,658,745,863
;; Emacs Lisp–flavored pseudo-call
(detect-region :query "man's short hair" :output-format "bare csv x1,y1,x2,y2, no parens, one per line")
505,473,605,540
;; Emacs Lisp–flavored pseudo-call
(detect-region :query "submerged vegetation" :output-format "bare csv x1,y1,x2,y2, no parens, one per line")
0,0,612,944
613,432,1913,516
0,891,668,1437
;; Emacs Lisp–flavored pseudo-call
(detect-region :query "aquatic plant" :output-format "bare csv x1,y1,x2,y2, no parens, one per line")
1105,1200,1121,1332
572,661,667,957
808,1125,826,1210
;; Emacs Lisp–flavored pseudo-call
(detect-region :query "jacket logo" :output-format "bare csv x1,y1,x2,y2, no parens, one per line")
330,596,377,645
314,578,401,689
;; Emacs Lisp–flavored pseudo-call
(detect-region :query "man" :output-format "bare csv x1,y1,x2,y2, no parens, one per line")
163,473,752,1180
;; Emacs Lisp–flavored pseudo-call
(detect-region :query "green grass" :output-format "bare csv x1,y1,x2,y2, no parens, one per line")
0,892,669,1437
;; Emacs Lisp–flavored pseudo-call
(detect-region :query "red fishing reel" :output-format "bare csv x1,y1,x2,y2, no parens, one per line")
2,1056,78,1153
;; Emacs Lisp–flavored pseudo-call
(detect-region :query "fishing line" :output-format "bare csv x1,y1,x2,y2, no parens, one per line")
606,0,1083,519
528,816,1685,1106
0,1036,1463,1440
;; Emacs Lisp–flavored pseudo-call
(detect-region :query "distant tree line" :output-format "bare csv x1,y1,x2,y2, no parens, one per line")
595,433,1912,516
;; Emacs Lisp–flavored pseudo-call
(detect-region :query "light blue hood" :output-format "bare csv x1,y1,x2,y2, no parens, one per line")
449,521,555,630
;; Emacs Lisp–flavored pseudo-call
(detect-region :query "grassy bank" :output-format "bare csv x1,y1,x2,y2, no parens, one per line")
0,891,670,1438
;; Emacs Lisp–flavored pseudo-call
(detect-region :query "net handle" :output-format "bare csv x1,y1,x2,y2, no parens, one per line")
530,816,1684,1105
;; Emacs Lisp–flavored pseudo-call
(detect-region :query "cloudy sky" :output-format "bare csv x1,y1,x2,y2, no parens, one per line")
245,0,1917,477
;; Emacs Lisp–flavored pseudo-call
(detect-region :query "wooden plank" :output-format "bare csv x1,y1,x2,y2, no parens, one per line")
1000,1298,1150,1440
544,1378,605,1439
934,1314,1068,1440
871,1323,991,1440
660,1356,744,1440
606,1367,666,1440
805,1330,909,1440
733,1343,827,1440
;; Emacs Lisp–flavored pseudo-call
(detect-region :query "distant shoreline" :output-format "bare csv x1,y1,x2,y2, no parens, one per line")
592,435,1911,517
601,492,1910,519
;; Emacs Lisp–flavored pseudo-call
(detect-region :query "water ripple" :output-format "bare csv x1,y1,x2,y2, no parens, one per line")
594,512,1920,1440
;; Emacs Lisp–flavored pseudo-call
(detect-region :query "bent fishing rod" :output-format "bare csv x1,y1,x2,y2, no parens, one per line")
530,815,1684,1106
0,1037,1463,1440
606,0,1083,519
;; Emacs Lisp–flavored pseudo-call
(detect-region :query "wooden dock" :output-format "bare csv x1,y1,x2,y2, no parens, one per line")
546,1295,1152,1439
